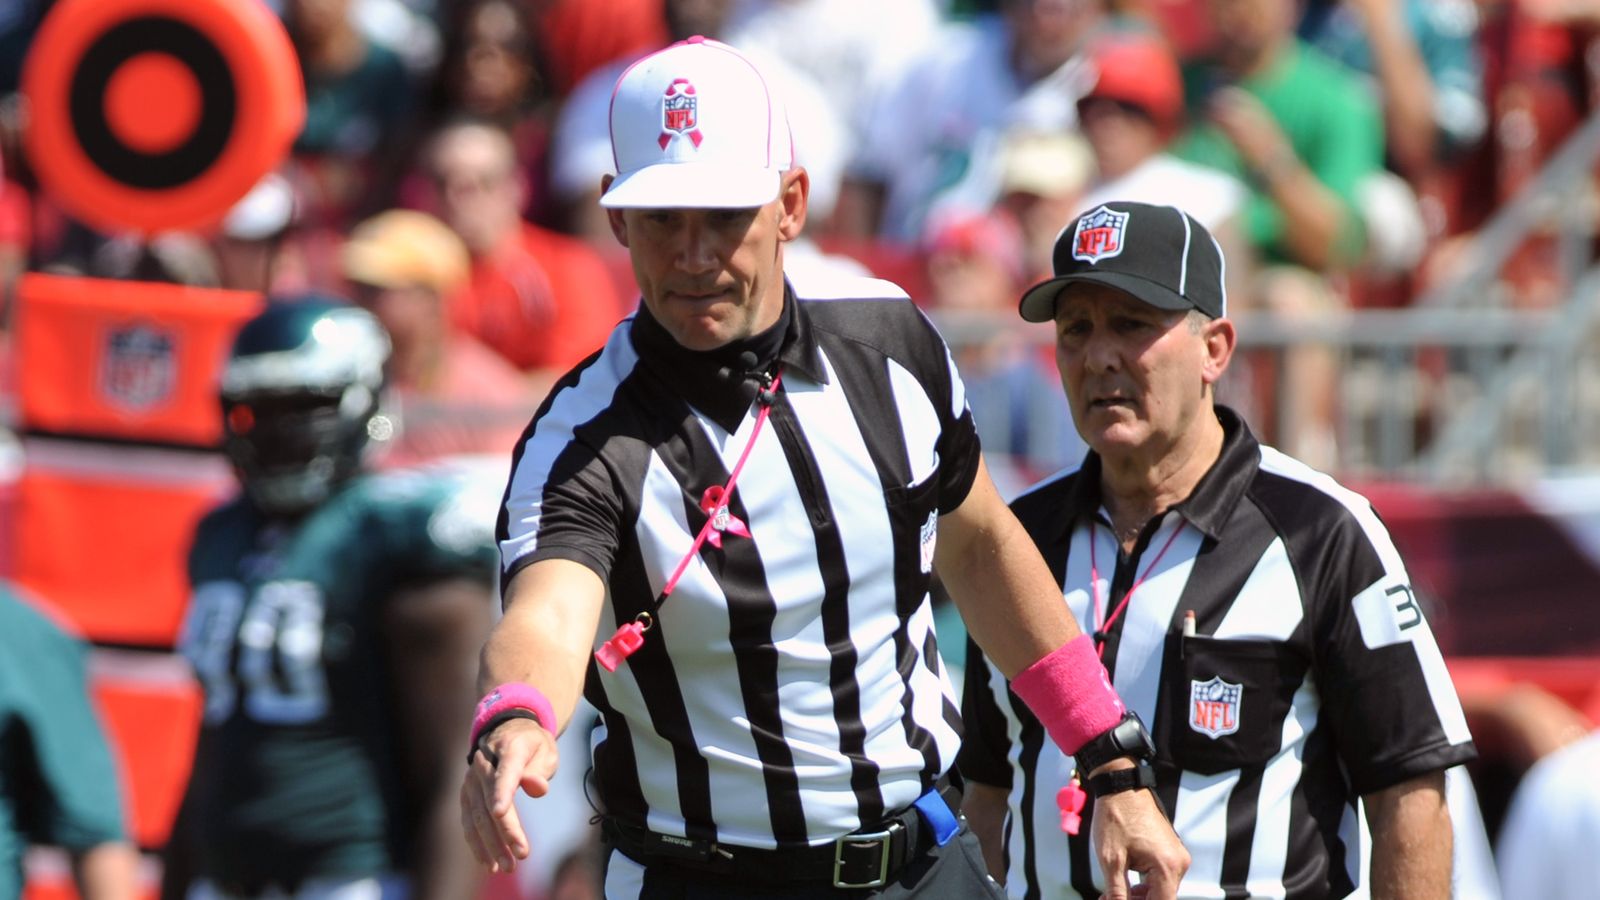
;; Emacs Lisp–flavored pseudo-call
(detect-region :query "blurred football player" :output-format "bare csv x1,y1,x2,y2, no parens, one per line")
163,298,499,900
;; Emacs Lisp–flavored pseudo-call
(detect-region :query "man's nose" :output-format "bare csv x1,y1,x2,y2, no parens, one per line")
1083,327,1120,372
677,221,719,272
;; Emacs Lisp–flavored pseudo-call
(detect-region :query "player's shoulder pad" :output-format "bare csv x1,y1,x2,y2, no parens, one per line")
356,458,504,555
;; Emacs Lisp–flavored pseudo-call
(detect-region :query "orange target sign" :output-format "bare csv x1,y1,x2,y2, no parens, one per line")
21,0,304,234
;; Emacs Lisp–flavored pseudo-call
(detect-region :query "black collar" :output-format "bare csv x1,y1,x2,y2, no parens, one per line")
1058,405,1260,543
628,281,829,431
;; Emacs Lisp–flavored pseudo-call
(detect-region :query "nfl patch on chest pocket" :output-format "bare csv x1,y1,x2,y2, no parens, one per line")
1157,635,1308,774
919,510,937,574
1189,675,1243,738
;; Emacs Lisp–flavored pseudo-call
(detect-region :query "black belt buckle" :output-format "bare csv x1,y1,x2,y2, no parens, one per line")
831,820,902,889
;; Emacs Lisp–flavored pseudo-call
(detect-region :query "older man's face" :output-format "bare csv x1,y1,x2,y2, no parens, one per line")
1054,282,1215,461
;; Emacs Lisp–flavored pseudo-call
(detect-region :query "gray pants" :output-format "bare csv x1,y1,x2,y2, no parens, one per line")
601,825,1006,899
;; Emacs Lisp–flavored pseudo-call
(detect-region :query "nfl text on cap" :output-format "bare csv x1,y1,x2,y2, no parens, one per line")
601,36,793,210
1017,201,1227,323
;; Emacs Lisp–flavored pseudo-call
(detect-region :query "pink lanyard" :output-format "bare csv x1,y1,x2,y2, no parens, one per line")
1086,516,1184,660
595,370,784,671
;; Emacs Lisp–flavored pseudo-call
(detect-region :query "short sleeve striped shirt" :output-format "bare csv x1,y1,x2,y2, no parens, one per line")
499,274,980,849
960,407,1476,899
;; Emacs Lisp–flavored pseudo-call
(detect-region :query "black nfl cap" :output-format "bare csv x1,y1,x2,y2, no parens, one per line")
1018,201,1227,322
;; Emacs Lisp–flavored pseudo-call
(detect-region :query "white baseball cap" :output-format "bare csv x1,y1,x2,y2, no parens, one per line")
600,36,794,210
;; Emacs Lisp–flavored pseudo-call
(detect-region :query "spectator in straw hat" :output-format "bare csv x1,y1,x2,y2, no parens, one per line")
342,209,534,466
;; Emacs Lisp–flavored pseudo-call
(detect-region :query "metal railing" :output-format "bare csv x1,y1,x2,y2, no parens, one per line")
935,108,1600,486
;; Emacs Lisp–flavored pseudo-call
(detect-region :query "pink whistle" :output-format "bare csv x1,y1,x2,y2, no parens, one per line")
596,621,646,671
1057,781,1087,835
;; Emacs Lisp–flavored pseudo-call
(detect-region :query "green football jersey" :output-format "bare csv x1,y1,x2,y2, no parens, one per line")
176,463,499,889
0,585,126,899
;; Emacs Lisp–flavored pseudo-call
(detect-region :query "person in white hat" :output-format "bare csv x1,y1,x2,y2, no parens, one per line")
459,37,1188,899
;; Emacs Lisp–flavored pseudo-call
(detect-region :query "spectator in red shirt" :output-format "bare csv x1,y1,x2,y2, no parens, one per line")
425,119,625,394
533,0,667,98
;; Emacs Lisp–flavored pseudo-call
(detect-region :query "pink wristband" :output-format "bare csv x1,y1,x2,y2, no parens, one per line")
1009,634,1126,756
469,682,557,751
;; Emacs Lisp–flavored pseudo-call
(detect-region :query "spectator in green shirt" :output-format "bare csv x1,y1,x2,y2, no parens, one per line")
1174,0,1383,272
1169,0,1385,469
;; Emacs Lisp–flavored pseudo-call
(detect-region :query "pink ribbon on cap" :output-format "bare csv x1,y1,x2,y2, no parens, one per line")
659,77,703,149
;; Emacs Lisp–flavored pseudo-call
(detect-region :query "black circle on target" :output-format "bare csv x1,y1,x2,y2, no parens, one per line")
69,16,236,191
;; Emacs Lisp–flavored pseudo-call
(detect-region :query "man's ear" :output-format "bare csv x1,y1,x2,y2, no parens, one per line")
600,174,629,248
1201,316,1237,387
776,168,810,242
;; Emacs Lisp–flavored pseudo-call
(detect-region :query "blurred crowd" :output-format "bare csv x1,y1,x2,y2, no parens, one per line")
1,0,1599,474
2,0,1600,898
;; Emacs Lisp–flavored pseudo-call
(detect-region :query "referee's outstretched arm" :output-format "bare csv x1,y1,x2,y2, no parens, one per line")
461,558,606,875
935,457,1191,900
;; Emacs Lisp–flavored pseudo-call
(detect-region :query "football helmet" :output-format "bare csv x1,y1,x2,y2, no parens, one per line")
220,298,391,516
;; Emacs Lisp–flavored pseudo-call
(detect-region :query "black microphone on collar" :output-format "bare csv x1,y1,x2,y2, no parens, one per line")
717,350,778,406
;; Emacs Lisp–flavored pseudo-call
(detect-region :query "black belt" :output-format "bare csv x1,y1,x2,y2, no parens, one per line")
601,777,963,890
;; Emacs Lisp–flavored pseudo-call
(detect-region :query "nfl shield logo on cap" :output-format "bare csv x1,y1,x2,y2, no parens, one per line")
1017,201,1228,322
1072,205,1130,264
659,78,702,149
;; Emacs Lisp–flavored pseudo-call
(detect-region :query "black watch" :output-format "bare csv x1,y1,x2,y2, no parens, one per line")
1073,710,1156,776
1085,761,1158,797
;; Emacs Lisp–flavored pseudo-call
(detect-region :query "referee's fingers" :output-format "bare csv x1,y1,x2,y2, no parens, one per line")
495,734,557,858
1100,864,1131,900
462,760,512,871
459,779,491,866
1134,825,1189,900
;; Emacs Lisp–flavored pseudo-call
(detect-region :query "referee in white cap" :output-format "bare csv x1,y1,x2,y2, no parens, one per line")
458,39,1188,899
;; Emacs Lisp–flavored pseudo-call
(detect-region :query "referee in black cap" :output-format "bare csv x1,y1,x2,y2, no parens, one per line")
961,201,1475,899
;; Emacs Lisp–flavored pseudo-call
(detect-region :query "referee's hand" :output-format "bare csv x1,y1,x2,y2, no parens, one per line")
1091,784,1190,900
460,717,560,873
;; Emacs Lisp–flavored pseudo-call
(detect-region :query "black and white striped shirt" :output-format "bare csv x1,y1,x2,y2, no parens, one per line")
960,407,1476,899
499,273,978,850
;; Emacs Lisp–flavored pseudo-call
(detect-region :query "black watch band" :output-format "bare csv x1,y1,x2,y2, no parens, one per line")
1073,710,1157,775
1085,761,1157,797
465,708,544,765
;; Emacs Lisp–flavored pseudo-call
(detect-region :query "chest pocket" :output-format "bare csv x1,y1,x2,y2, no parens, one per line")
1154,635,1308,774
885,465,942,579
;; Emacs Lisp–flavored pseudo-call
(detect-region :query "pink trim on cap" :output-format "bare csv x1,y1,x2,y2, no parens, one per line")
1008,634,1127,756
469,682,557,751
